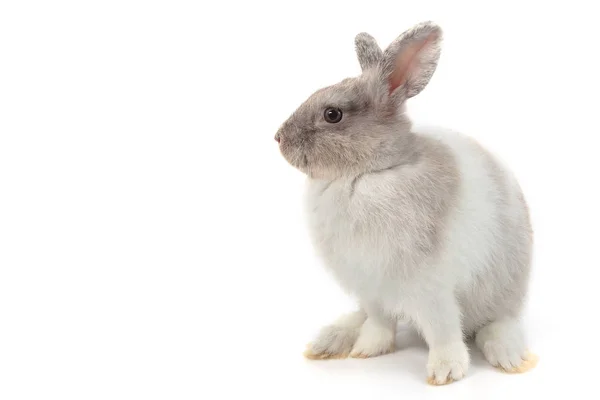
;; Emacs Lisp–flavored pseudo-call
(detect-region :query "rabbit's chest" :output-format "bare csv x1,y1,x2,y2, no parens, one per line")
307,182,361,255
305,179,402,298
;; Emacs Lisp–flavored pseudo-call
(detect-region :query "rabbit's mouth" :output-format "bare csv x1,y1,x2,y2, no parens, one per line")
277,134,310,172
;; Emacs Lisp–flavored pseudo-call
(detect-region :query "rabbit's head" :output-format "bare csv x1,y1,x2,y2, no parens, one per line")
275,21,442,180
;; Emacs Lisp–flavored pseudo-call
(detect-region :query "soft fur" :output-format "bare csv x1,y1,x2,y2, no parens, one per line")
275,21,536,385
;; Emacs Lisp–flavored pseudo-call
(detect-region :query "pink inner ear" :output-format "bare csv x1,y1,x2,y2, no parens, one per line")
389,32,437,94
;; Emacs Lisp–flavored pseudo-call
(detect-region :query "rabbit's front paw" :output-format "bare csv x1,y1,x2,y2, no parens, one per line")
303,311,366,360
349,317,395,358
426,342,470,385
304,325,360,360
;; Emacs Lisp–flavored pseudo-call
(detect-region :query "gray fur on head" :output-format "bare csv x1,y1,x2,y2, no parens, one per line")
275,21,443,180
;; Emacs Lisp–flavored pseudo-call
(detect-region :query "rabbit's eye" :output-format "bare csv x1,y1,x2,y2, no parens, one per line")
324,107,343,123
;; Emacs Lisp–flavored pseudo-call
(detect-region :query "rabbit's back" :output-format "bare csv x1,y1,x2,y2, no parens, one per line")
420,126,533,334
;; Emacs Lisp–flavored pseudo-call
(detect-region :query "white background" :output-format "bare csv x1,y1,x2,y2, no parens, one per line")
1,1,599,399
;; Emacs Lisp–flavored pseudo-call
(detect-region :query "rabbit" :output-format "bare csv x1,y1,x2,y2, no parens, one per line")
274,21,537,385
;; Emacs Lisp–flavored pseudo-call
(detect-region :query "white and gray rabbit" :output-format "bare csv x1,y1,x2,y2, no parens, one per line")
275,21,537,385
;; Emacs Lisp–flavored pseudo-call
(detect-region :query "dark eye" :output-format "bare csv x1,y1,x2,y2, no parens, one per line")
324,107,343,123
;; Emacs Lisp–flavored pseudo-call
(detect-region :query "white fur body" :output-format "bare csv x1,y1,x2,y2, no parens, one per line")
305,126,531,334
303,126,533,382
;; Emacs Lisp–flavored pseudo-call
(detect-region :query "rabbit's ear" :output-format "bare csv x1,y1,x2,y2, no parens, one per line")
379,21,442,99
354,32,383,71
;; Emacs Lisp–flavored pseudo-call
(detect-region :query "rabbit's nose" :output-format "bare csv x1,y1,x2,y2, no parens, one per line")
274,132,281,143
